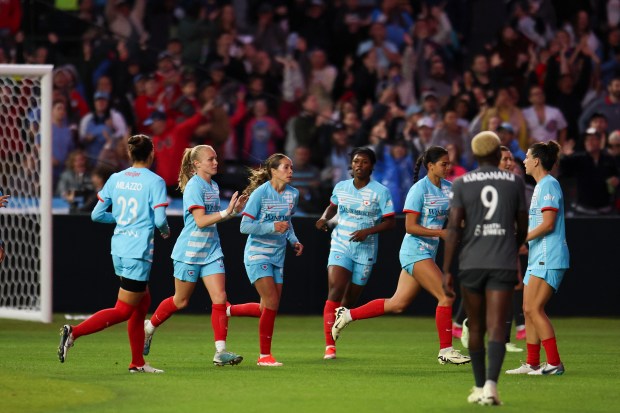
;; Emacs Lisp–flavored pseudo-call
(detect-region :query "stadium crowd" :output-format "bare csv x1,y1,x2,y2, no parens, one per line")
1,0,620,215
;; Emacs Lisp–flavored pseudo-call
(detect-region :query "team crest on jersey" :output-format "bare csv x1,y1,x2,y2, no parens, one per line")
188,270,195,276
363,200,370,206
219,259,224,268
261,264,268,271
334,254,341,260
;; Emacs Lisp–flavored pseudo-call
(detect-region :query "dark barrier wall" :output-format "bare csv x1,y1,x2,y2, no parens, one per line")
54,215,620,316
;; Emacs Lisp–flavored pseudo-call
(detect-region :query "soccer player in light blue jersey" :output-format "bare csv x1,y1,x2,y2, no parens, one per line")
315,147,395,360
507,141,569,376
229,153,303,367
143,145,247,367
57,135,170,373
333,146,470,365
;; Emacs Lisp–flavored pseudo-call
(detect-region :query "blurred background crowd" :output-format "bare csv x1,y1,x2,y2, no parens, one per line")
1,0,619,215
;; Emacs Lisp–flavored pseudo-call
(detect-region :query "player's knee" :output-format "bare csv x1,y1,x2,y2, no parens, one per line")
174,297,190,309
389,299,408,314
210,292,227,304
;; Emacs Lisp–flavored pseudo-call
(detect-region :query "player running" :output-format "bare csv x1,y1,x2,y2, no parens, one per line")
315,147,395,360
57,134,170,373
332,146,470,365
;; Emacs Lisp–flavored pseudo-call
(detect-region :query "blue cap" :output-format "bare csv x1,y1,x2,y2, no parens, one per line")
143,110,166,126
94,91,110,100
498,122,514,133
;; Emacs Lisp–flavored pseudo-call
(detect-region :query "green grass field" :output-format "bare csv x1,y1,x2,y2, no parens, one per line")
1,315,619,413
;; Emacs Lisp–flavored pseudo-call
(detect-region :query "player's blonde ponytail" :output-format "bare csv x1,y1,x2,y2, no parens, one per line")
177,145,214,193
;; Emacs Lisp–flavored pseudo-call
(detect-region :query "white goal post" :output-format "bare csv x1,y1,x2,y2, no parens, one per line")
0,64,53,323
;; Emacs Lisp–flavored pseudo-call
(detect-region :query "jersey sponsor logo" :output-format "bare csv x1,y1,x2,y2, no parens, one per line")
124,171,141,177
462,170,515,183
115,181,143,191
339,206,375,217
543,194,555,201
473,223,506,236
114,228,139,237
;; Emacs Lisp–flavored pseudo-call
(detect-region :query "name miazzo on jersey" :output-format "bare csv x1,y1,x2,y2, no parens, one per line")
115,181,143,191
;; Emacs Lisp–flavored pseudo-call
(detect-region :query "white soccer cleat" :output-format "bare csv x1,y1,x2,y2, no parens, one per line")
331,307,350,341
460,318,469,349
467,386,484,403
505,342,523,352
129,363,164,373
506,362,539,374
437,348,471,365
57,324,74,363
528,362,565,375
478,383,502,406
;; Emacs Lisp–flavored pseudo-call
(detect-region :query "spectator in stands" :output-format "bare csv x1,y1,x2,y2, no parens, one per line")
79,166,114,213
79,91,128,164
357,20,400,72
285,94,319,160
579,76,620,134
50,101,75,189
497,122,526,162
560,128,619,215
321,123,353,187
133,74,161,135
522,85,568,146
481,87,528,151
105,0,147,55
147,101,213,194
254,3,287,57
445,143,466,182
290,145,323,214
431,109,472,168
308,48,338,100
587,112,610,150
242,99,284,166
0,0,21,57
411,116,435,157
56,149,94,213
373,139,414,212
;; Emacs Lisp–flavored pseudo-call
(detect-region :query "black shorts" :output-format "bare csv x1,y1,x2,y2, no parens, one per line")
458,269,517,293
119,276,148,293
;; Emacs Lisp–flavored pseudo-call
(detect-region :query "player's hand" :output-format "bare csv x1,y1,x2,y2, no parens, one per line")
274,221,289,234
0,194,10,208
315,218,329,232
161,228,171,239
234,194,248,214
226,191,239,215
293,242,304,256
442,272,455,298
349,229,369,242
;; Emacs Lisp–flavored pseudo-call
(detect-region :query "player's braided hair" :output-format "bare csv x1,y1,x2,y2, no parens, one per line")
413,146,448,183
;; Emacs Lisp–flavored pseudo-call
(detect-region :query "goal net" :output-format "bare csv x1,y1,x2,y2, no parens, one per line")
0,64,53,322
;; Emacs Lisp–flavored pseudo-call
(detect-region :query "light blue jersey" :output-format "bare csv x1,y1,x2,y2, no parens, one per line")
527,174,570,269
399,177,451,264
93,167,168,262
241,182,299,267
329,179,395,265
171,175,224,264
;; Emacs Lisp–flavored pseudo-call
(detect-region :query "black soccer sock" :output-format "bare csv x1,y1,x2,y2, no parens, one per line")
454,300,467,325
487,340,506,383
505,317,513,343
469,348,486,388
513,289,525,326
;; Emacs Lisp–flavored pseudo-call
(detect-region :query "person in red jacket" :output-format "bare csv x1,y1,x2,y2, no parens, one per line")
146,101,213,195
